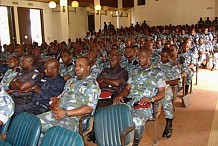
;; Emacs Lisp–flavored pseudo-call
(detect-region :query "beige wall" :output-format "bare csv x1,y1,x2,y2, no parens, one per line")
1,0,61,43
1,0,218,44
1,0,88,43
216,0,218,17
132,0,216,26
68,7,88,41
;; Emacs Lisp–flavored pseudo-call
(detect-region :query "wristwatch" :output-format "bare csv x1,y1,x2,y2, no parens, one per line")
65,111,70,117
151,98,155,103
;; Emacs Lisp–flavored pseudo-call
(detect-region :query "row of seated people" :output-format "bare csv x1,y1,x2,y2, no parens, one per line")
0,38,194,145
1,23,217,76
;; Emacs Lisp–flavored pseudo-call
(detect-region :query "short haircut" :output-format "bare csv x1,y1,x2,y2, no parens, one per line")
22,54,35,66
110,52,121,61
61,49,72,55
46,58,60,69
8,55,19,62
161,47,171,55
77,57,91,66
139,48,152,56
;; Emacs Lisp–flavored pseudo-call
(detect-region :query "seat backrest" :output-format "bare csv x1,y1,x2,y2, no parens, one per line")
94,104,133,146
0,118,11,134
5,112,41,146
0,140,12,146
41,126,84,146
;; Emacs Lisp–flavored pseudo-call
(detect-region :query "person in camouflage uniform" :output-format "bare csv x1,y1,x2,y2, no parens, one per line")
37,57,100,142
113,49,166,146
1,56,20,91
86,50,102,78
178,42,195,95
60,50,75,81
121,45,139,77
211,43,218,71
154,47,181,138
0,85,14,126
197,38,208,67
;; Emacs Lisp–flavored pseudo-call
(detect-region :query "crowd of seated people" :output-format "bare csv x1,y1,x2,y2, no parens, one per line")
0,18,218,145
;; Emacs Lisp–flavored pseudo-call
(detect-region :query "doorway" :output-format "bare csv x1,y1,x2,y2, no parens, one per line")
0,6,16,48
17,7,44,45
88,15,95,32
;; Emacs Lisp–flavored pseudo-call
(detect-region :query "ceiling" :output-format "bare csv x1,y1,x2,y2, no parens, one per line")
24,0,134,8
25,0,94,7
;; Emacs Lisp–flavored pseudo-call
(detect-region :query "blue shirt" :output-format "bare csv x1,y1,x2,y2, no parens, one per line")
32,74,66,106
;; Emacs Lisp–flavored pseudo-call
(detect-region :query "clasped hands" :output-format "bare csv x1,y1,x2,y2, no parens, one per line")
113,96,152,105
52,107,66,120
49,96,65,120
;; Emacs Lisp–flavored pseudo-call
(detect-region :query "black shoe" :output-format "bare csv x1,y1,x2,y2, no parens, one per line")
162,118,173,139
132,138,140,146
211,66,215,71
87,131,96,143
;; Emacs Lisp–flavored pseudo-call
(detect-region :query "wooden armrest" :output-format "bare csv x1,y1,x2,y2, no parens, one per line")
121,126,135,146
151,102,162,120
79,114,94,136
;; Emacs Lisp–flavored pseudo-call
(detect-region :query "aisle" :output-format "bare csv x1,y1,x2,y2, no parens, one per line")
141,68,218,146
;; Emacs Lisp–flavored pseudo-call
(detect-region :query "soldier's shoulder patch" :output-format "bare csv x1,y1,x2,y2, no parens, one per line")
40,78,46,82
32,73,39,79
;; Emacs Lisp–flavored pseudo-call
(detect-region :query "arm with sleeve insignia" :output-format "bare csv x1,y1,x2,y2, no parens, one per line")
10,70,41,91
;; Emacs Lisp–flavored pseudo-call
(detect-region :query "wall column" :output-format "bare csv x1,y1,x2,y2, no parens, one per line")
94,0,101,31
60,5,69,42
116,0,123,28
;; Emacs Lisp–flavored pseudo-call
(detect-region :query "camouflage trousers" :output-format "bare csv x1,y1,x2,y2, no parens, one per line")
37,111,79,145
161,86,174,119
212,53,218,65
131,86,174,140
185,68,194,85
131,107,152,140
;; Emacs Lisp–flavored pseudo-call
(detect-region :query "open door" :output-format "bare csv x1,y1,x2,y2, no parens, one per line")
17,7,44,45
17,7,32,45
88,14,95,32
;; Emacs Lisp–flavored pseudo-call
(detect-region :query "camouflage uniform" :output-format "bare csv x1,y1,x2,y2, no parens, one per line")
90,63,102,79
0,85,14,124
126,65,166,139
154,61,181,119
121,57,139,78
212,44,218,68
0,51,11,63
59,62,75,78
178,52,195,85
1,68,20,91
37,75,100,135
151,51,161,64
197,43,208,65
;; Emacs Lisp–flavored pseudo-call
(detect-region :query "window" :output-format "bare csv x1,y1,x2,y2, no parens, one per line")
0,6,10,47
